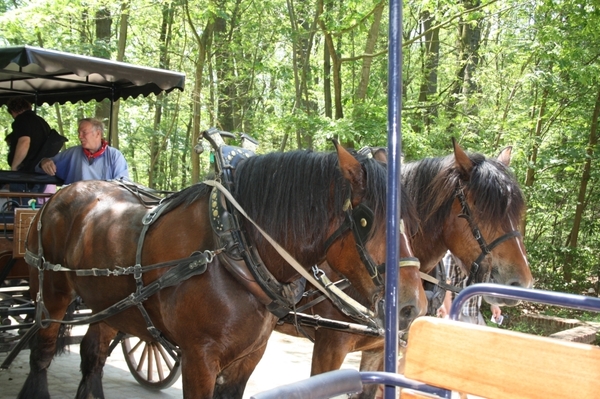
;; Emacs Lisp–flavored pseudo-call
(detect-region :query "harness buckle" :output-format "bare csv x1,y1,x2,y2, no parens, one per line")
133,264,143,281
312,265,325,279
50,263,63,272
143,211,158,225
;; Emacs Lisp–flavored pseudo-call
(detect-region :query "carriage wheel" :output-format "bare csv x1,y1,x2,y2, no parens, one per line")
121,336,181,390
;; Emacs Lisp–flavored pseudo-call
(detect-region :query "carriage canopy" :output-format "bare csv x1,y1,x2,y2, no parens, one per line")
0,45,185,107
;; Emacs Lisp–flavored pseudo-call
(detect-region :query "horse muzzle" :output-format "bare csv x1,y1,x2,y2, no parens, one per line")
374,298,421,332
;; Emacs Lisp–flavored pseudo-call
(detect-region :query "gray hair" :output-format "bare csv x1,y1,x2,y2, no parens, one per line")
78,118,105,136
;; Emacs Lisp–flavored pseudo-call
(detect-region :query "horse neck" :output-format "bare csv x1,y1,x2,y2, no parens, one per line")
411,232,448,274
403,159,456,274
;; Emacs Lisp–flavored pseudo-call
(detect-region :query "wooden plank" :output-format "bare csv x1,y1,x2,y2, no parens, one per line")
404,316,600,399
13,208,38,258
400,389,438,399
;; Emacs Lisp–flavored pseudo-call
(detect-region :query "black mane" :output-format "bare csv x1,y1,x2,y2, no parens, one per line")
402,151,525,236
162,149,417,257
233,150,390,252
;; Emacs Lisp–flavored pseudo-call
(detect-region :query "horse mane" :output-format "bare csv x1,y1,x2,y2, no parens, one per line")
161,183,212,213
402,151,525,236
160,149,418,254
232,150,389,252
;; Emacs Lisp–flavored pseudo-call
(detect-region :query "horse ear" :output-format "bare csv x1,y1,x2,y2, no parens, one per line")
333,140,366,206
452,137,474,180
497,146,512,166
372,147,388,163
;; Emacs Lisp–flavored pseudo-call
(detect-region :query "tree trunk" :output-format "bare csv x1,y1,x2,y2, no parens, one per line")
287,0,319,149
564,87,600,281
110,1,129,149
317,0,342,119
149,2,175,188
324,41,332,118
214,14,234,132
415,10,439,133
447,0,482,120
355,1,384,102
93,7,112,125
185,0,215,184
522,88,548,237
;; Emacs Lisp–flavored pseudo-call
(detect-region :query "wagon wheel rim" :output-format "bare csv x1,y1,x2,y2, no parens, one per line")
121,336,181,391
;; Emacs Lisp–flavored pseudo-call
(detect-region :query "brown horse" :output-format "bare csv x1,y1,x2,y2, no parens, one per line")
276,139,534,398
18,143,425,399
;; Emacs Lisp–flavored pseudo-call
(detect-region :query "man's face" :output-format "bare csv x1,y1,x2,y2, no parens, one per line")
78,122,102,151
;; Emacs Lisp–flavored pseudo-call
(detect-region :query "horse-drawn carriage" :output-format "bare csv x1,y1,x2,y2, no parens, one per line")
0,45,186,390
0,45,544,399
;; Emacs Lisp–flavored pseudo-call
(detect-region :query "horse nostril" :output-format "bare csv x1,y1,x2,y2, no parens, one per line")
377,299,386,320
398,305,418,330
400,305,416,320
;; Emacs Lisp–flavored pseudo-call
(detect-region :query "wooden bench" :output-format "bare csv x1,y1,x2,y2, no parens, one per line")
252,314,600,399
401,316,600,399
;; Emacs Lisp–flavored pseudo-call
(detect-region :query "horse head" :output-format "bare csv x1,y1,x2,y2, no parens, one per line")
325,142,426,329
403,139,533,307
442,139,533,305
234,143,425,330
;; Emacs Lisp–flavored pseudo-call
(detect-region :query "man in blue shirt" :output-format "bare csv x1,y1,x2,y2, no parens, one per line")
36,118,129,184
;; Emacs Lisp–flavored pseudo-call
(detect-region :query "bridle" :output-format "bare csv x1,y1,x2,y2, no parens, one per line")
323,199,420,288
455,181,521,286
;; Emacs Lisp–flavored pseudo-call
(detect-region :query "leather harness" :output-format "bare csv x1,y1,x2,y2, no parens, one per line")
24,129,421,343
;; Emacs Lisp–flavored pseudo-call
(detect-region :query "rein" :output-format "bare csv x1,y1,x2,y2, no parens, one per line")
455,181,522,286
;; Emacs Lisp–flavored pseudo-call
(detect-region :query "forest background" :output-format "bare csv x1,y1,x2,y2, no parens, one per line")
1,0,598,296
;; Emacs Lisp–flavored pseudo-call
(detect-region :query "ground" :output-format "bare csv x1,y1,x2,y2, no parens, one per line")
0,327,361,399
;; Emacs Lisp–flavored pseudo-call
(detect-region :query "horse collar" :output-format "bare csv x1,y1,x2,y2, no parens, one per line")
208,144,305,318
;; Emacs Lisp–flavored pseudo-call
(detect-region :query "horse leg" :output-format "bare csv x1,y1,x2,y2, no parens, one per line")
310,330,354,375
354,349,384,399
177,346,222,399
75,321,118,399
357,345,407,399
17,295,73,399
213,343,268,399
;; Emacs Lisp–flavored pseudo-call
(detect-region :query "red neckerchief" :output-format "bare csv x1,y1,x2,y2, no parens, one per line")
83,139,108,161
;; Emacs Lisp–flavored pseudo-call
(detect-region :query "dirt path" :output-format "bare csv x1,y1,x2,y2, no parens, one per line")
0,329,361,398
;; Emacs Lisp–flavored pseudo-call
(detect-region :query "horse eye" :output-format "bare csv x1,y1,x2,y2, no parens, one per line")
360,218,368,227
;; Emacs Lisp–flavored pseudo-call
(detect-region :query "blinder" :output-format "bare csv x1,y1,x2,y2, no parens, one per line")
323,200,384,286
350,203,375,245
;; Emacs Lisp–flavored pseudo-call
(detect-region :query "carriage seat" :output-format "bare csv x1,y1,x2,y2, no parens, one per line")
400,316,600,399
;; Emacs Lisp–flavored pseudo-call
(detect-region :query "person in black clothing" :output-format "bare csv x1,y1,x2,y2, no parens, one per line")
5,97,49,197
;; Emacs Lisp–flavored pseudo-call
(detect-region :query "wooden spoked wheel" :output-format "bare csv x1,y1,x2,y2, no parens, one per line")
121,336,182,390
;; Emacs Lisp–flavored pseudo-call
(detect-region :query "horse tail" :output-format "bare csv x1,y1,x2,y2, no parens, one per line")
55,297,78,356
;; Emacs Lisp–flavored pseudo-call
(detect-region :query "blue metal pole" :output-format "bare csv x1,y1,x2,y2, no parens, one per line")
385,0,402,397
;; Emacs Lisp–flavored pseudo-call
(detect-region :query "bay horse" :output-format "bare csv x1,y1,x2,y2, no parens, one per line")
18,143,425,399
276,139,534,398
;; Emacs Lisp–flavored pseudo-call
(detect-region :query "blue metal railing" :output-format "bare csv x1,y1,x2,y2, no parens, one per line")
252,285,600,399
450,283,600,319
